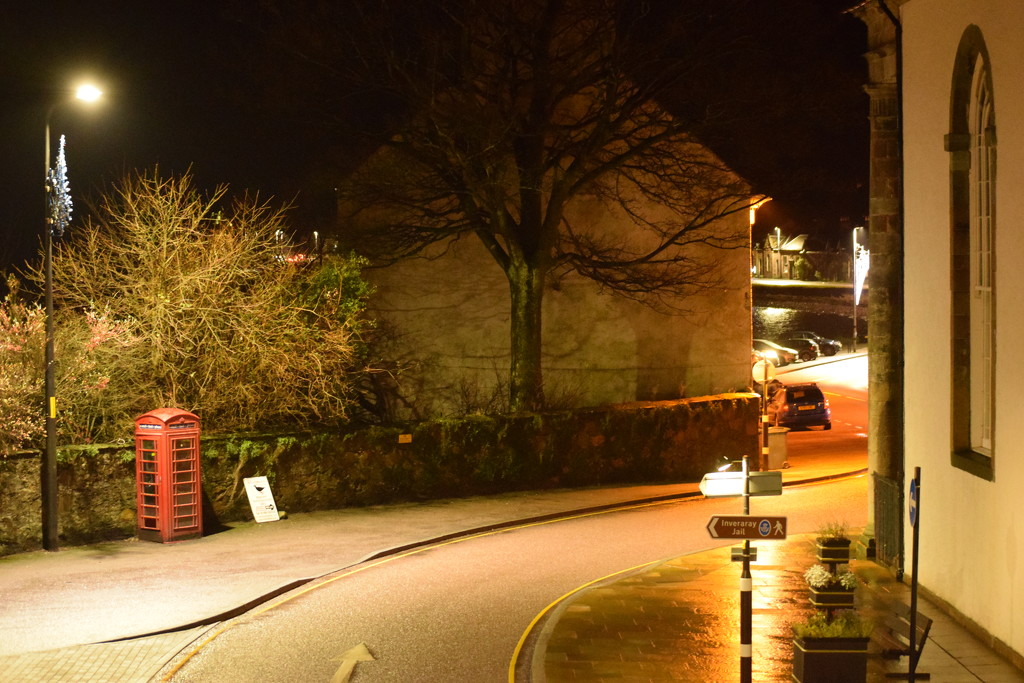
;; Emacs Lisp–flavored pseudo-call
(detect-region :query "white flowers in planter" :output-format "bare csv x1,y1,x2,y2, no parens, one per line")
804,563,858,590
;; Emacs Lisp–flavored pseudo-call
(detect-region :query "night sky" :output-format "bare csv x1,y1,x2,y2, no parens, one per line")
0,1,867,273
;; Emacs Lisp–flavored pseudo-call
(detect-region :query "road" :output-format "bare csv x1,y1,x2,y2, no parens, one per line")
775,353,868,464
752,352,867,477
165,357,868,683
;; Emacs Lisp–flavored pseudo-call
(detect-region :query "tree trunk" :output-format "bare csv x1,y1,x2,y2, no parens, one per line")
508,259,546,413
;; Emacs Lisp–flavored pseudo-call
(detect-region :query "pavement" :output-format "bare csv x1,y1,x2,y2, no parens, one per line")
1,381,1022,681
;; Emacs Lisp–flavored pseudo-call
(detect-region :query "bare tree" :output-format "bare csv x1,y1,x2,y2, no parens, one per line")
33,171,369,438
251,0,760,412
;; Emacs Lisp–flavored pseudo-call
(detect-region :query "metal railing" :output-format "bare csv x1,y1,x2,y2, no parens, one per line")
873,472,905,575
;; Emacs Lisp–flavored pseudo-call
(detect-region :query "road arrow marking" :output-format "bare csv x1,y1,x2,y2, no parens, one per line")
332,642,375,683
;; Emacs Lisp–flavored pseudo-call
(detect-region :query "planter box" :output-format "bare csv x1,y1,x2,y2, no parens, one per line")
816,538,852,564
809,585,855,609
792,635,869,682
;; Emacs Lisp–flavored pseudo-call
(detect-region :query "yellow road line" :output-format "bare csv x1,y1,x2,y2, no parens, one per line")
162,497,686,680
506,559,660,683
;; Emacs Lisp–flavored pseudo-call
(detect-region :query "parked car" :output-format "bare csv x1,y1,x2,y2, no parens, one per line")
781,337,820,362
753,339,798,367
789,330,843,357
767,382,832,430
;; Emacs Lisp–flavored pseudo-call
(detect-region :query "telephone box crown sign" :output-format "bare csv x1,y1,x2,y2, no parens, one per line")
135,407,200,427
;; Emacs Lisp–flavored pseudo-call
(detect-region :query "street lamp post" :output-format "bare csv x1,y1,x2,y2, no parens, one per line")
41,84,101,551
773,226,782,278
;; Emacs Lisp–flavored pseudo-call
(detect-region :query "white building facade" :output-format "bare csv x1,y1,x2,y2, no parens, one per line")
898,0,1024,663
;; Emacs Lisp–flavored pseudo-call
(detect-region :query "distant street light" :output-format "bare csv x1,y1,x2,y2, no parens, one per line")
42,83,102,551
851,226,863,353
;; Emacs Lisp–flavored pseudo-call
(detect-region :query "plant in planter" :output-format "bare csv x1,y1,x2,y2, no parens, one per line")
804,562,858,609
815,520,853,564
792,610,874,683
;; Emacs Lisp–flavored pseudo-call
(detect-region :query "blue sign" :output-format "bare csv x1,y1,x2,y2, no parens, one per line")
759,519,771,536
909,478,918,528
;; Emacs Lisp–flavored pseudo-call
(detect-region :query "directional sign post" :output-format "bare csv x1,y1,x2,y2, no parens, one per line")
699,456,786,683
699,470,782,498
707,515,787,540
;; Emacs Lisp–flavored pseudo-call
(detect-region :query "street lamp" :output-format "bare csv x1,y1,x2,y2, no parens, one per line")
42,83,102,551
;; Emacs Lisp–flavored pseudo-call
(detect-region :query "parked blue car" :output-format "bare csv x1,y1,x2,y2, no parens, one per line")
768,382,832,430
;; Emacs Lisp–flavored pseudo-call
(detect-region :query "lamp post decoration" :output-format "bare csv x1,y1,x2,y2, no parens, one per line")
47,135,73,237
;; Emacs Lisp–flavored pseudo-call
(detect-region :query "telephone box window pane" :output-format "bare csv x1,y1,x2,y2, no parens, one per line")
173,438,193,450
143,484,156,495
175,493,195,505
174,482,195,494
173,471,194,483
144,495,158,506
143,518,158,529
141,439,156,450
142,461,157,473
175,516,197,529
141,450,156,461
142,473,156,484
173,460,194,472
175,505,196,517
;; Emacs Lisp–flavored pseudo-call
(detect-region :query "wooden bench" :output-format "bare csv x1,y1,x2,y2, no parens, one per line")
875,600,932,679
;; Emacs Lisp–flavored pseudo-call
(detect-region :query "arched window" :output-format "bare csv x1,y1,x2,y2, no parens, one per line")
947,25,995,480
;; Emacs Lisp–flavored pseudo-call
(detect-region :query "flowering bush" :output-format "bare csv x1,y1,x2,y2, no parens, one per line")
0,287,45,455
804,563,858,591
0,285,134,454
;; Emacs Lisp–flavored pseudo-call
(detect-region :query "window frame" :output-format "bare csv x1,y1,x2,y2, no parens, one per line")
946,25,996,481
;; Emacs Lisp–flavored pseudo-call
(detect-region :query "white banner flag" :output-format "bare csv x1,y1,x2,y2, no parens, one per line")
854,246,870,306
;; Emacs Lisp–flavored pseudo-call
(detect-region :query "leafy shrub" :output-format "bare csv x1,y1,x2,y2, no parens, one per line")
793,610,874,639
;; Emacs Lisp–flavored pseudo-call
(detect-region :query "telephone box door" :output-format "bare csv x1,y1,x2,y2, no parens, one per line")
135,408,203,543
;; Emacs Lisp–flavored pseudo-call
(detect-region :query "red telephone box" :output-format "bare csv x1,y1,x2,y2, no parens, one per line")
134,408,203,543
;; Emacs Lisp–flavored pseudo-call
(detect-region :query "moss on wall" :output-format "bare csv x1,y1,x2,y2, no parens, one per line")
0,394,758,555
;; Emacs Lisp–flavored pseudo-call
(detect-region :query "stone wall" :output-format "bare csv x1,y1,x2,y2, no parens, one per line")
0,394,759,555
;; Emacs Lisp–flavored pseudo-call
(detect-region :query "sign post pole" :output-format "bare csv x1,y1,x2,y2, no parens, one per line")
752,359,775,471
760,363,770,470
909,467,921,683
740,455,752,683
701,457,786,683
